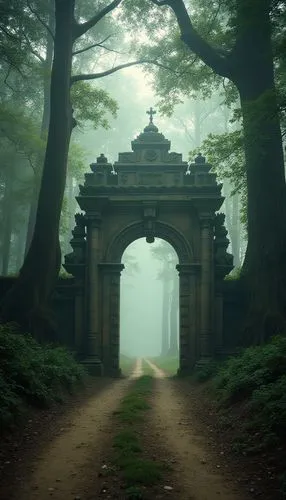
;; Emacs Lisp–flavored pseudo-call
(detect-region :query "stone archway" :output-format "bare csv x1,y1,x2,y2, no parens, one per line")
105,221,196,375
64,110,233,376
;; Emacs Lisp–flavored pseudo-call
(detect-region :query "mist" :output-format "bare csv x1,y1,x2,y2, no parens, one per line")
120,238,179,360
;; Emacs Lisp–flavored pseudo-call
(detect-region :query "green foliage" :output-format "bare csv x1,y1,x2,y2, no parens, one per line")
211,336,286,455
224,266,242,281
214,335,286,405
190,130,247,223
193,360,219,382
59,268,73,279
71,81,118,129
0,323,86,429
121,0,233,113
0,103,45,169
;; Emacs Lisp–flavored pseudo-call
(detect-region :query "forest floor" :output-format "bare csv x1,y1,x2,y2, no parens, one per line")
0,359,281,500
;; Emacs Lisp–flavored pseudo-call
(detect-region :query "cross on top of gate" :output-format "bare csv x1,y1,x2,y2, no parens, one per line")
146,107,156,124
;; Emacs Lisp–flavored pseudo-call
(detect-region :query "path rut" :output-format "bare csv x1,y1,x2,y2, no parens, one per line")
145,359,250,500
9,359,142,500
1,359,253,500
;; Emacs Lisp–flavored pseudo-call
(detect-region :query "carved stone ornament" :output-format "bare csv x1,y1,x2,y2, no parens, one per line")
144,149,158,161
214,213,234,267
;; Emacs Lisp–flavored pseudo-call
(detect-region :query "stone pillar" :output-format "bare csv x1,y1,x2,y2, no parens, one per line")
74,279,85,354
198,216,214,363
176,263,201,375
99,263,124,377
83,213,102,375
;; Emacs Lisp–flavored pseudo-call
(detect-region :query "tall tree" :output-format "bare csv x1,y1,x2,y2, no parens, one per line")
0,0,151,338
132,0,286,341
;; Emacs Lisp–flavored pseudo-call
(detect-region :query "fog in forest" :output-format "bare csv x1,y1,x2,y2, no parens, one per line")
120,238,179,359
0,62,246,277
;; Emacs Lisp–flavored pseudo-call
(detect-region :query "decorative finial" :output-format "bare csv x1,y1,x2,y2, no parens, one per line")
195,152,206,164
96,153,108,164
146,107,156,124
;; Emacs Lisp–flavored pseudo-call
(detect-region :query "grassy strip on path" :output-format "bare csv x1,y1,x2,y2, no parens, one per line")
141,359,155,376
111,375,168,498
150,356,179,375
120,355,137,376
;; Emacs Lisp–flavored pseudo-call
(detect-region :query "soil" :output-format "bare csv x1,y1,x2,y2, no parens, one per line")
0,359,281,500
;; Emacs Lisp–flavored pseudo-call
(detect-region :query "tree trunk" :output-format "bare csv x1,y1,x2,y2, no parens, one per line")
15,222,26,271
233,0,286,341
1,0,75,340
161,277,170,356
66,174,75,255
231,192,240,267
1,168,13,276
168,276,179,356
25,0,55,256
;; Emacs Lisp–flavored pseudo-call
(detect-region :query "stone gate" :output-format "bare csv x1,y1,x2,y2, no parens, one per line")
64,111,233,376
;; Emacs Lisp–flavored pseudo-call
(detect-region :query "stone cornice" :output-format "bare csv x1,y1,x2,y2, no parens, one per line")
176,263,201,275
99,263,125,274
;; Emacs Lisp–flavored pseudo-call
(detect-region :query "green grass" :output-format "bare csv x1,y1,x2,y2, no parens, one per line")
120,354,136,376
113,375,152,423
121,458,165,486
112,375,167,496
0,323,86,430
151,356,179,375
141,359,155,376
113,430,142,453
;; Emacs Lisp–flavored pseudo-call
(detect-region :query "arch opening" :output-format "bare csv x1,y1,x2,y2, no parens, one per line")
120,237,179,376
106,221,193,264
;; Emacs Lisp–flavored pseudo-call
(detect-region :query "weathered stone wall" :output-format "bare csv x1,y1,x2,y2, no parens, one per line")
0,277,76,350
0,276,247,361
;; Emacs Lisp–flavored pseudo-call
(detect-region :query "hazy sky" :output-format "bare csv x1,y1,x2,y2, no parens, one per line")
120,237,178,358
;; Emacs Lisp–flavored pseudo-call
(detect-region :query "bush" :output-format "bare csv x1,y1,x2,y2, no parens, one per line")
0,323,86,429
212,335,286,452
213,335,286,405
193,360,219,382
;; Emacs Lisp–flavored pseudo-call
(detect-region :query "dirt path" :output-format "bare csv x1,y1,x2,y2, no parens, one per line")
5,359,141,500
1,359,254,500
144,359,250,500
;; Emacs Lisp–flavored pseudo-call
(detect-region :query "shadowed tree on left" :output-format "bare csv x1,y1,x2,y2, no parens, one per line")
0,0,151,340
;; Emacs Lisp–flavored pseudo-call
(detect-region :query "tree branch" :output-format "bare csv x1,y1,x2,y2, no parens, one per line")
26,0,54,39
150,0,232,79
73,0,123,40
22,32,45,62
71,59,156,84
72,35,122,56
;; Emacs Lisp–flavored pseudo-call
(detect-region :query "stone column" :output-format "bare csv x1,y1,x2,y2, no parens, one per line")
176,263,201,375
99,263,124,376
199,216,214,362
74,279,85,354
83,213,102,375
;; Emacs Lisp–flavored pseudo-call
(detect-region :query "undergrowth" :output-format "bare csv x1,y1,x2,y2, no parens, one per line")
0,323,86,429
191,336,286,495
211,335,286,456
